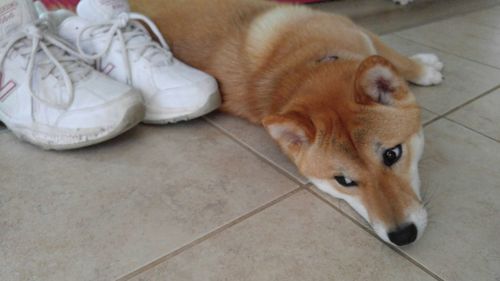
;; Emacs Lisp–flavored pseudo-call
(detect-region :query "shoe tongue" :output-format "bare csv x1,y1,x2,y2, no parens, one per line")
77,0,130,21
0,0,37,37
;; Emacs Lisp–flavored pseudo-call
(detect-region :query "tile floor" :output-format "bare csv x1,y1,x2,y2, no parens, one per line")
1,1,500,281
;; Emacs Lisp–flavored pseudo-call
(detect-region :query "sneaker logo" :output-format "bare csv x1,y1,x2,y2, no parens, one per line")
0,72,16,102
101,63,115,75
99,0,129,12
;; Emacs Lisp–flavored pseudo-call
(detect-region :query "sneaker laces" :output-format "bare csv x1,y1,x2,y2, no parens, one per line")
76,12,173,85
0,22,91,110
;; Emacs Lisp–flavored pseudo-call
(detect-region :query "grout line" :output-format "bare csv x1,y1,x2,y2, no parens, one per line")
423,84,500,128
305,187,446,281
202,116,307,185
116,186,305,281
423,115,443,127
306,186,374,236
421,107,440,116
444,117,499,143
393,34,500,71
440,84,500,117
421,107,442,127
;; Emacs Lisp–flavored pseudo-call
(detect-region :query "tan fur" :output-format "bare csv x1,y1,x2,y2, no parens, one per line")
131,0,431,241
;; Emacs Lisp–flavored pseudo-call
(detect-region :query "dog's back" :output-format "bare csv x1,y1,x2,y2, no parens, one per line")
131,0,377,122
131,0,271,72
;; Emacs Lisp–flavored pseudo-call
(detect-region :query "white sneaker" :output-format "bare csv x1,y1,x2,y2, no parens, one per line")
0,0,144,150
53,0,221,124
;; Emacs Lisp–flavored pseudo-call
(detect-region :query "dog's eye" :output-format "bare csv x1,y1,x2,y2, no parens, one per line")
334,176,358,187
317,55,339,63
383,144,402,166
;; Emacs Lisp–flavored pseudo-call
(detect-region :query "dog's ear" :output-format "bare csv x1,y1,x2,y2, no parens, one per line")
262,113,315,158
354,55,410,106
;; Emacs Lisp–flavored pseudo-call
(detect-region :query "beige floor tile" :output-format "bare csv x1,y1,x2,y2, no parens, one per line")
402,119,500,281
464,6,500,28
314,0,500,34
396,8,500,68
381,35,500,114
447,89,500,141
205,112,307,183
131,191,435,281
0,121,298,281
421,108,439,124
312,0,403,19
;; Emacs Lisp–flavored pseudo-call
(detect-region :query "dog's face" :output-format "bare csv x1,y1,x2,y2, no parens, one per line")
263,56,427,246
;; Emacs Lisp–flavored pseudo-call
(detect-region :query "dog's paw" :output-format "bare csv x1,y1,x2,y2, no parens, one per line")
414,66,443,85
393,0,414,5
410,53,444,86
411,53,444,71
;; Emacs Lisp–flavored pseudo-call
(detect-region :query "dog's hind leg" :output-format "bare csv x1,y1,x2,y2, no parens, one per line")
364,31,443,86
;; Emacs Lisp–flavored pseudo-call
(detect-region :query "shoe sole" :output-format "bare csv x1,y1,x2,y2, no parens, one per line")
0,103,145,150
142,90,221,124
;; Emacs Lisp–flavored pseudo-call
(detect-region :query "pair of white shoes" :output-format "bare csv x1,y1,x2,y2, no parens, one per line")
0,0,220,150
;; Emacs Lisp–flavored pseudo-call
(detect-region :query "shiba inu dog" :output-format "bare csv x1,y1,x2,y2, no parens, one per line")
131,0,443,246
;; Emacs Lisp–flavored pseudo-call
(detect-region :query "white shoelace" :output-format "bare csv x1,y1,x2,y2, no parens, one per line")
0,23,91,110
76,12,173,85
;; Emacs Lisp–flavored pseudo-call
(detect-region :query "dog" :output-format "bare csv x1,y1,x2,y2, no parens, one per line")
130,0,443,246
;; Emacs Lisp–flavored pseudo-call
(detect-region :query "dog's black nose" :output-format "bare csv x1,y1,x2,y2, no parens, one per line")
388,223,417,246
